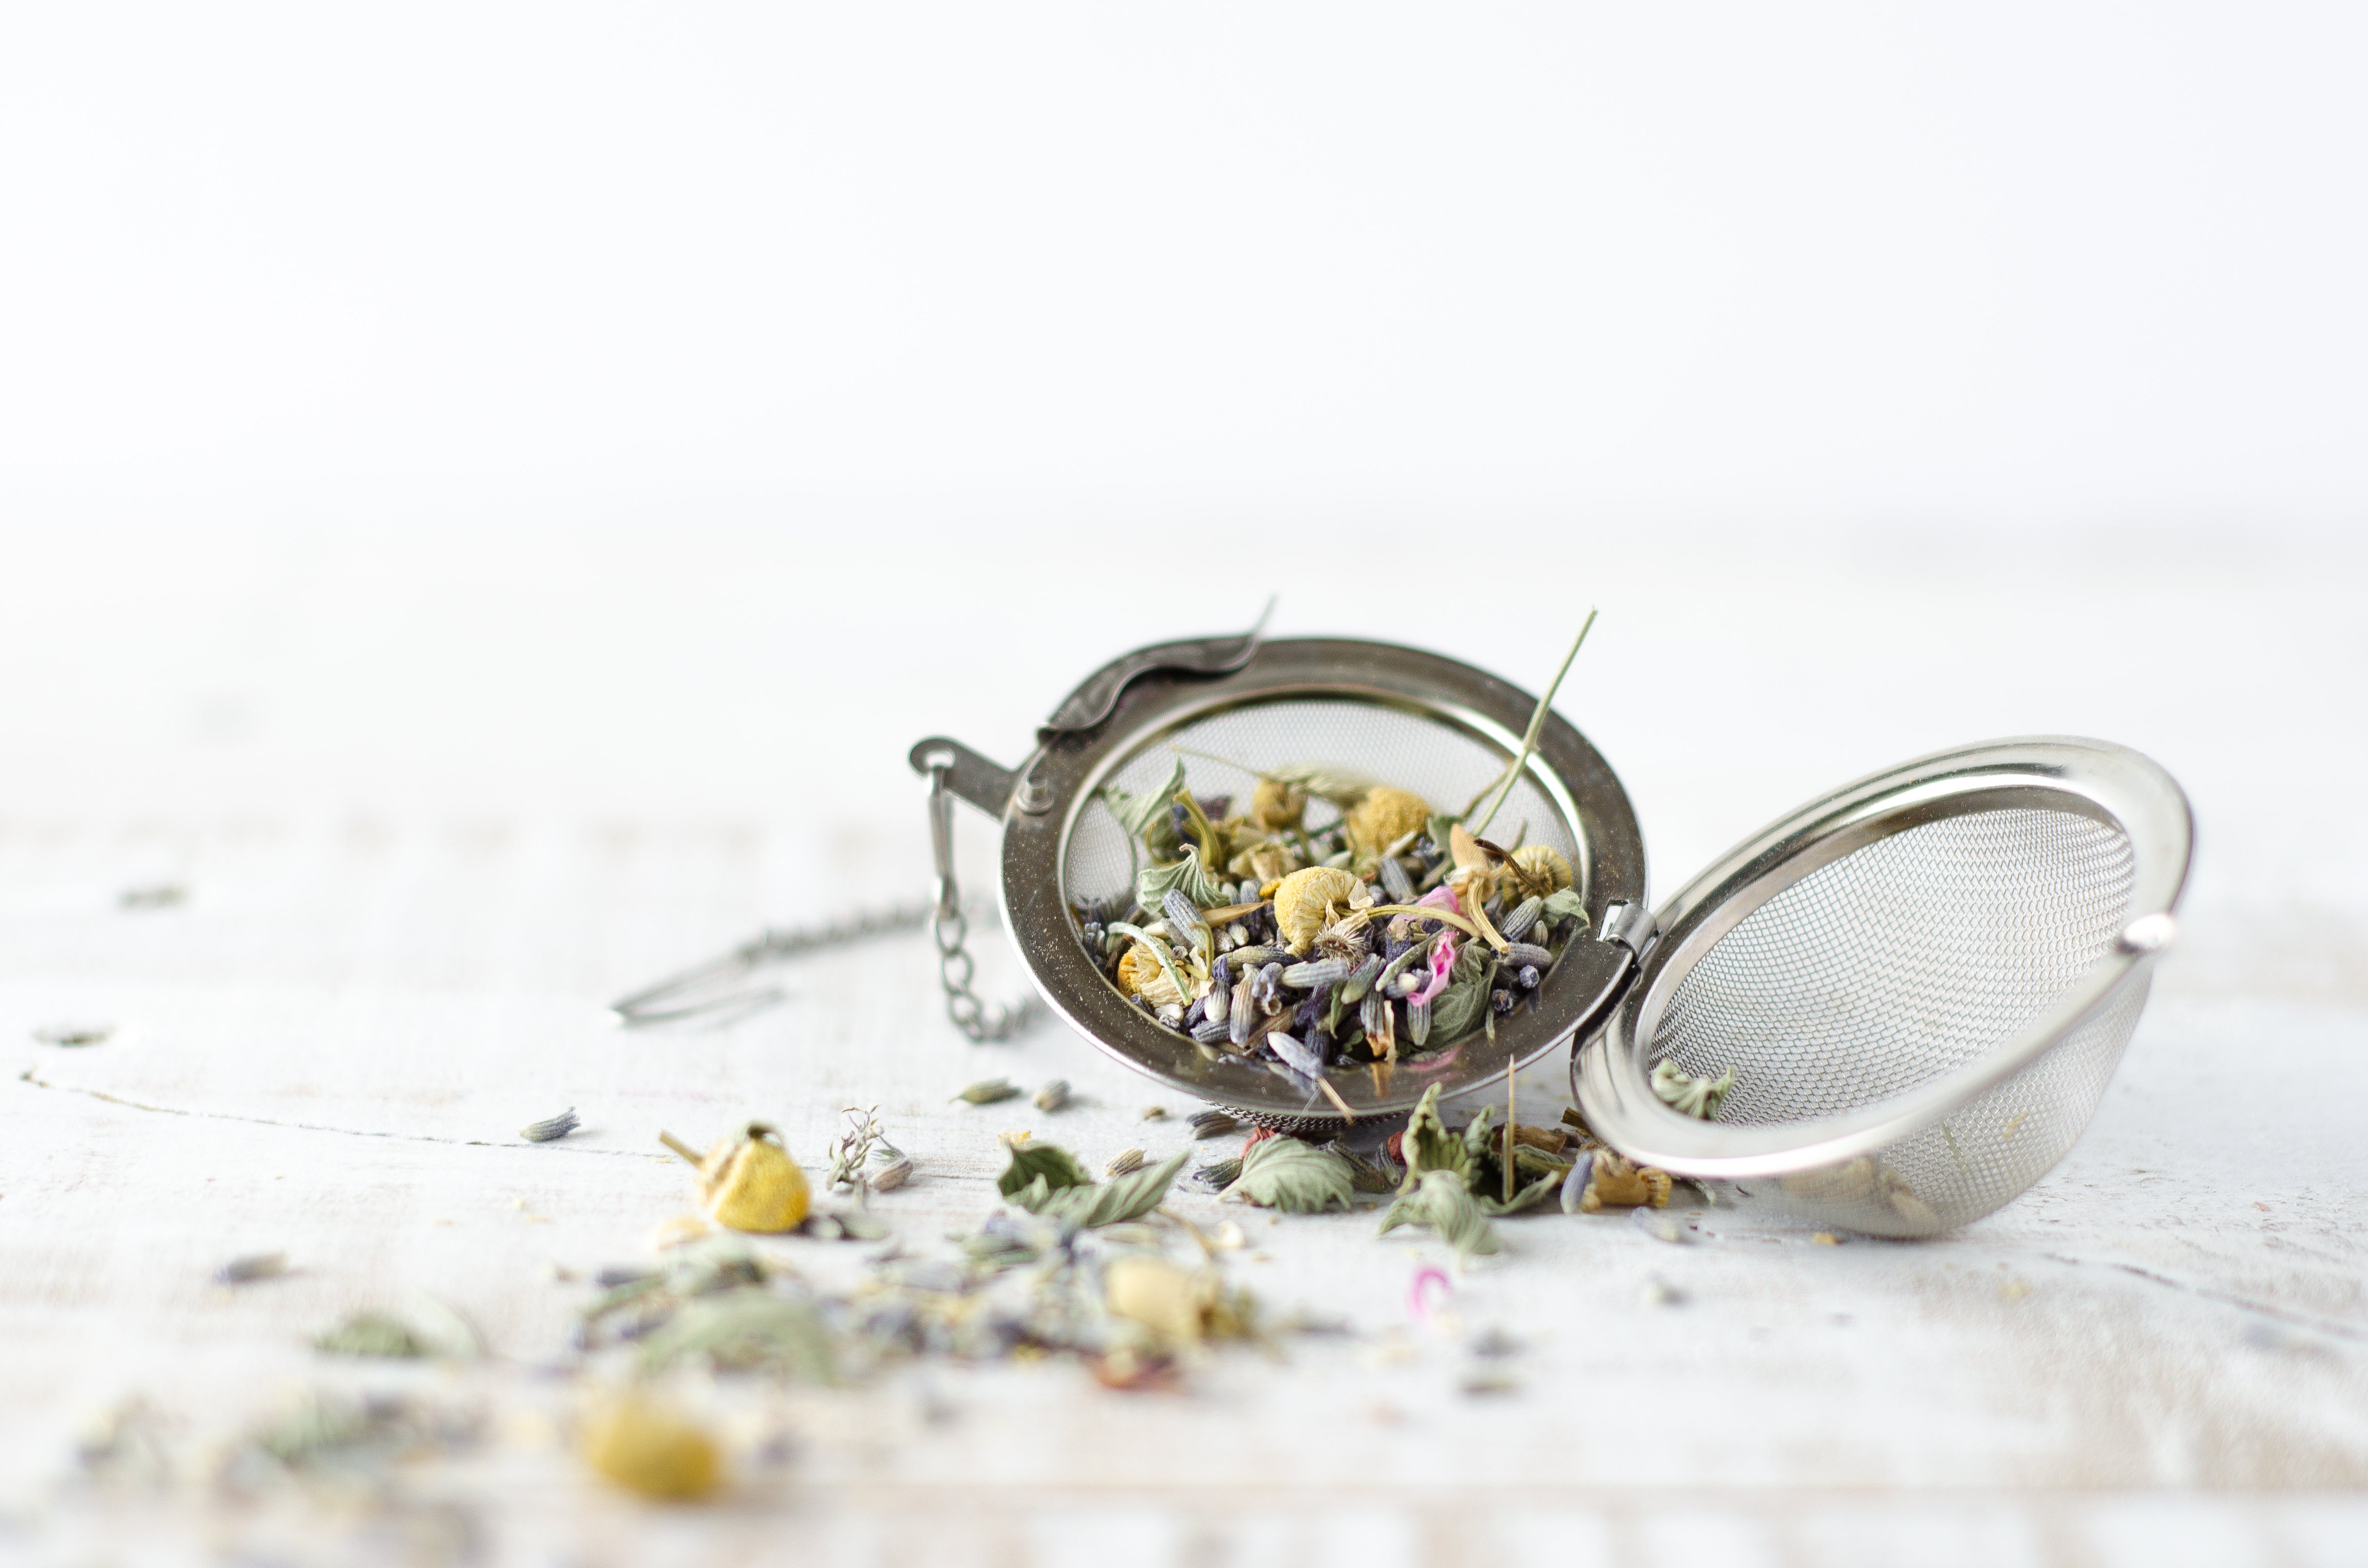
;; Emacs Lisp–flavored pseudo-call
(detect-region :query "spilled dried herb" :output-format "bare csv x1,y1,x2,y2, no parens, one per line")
520,1109,579,1143
1221,1136,1356,1214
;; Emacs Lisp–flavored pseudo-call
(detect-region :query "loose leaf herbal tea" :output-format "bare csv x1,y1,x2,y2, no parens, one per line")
1070,746,1589,1085
1221,1136,1357,1214
1651,1060,1736,1119
520,1108,580,1143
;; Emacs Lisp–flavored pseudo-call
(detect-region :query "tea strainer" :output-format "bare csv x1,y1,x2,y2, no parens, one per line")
902,625,2191,1237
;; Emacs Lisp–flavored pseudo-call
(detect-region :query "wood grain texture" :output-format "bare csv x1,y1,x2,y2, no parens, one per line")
2,524,2364,1565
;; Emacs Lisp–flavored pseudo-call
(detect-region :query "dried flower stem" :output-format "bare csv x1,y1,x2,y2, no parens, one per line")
657,1131,703,1166
1469,610,1597,838
1503,1061,1517,1204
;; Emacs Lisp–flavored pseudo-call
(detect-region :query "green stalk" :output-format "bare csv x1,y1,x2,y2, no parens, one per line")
1470,610,1597,839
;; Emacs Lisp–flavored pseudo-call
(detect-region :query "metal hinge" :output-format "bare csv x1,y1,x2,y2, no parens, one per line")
1595,899,1657,960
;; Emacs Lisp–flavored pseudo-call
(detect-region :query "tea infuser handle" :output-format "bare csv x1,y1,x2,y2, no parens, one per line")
908,736,1022,816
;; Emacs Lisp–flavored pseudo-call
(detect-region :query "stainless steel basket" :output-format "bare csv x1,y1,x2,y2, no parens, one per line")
911,628,2192,1236
1572,737,2191,1236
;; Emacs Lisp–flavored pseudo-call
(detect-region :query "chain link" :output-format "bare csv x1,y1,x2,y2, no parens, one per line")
927,760,1040,1043
930,899,1039,1042
608,765,1041,1040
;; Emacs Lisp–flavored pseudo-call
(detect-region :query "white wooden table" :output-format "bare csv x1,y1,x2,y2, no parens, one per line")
4,520,2364,1566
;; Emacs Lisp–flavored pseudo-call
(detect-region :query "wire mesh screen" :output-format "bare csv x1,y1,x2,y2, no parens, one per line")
1648,805,2141,1233
1061,698,1583,921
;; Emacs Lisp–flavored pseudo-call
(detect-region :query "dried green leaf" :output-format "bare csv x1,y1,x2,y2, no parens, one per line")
1477,1169,1563,1217
1222,1137,1356,1214
1101,757,1189,841
1428,977,1490,1048
1331,1143,1399,1194
312,1298,479,1360
1136,846,1226,913
312,1312,426,1359
1540,887,1588,925
638,1288,836,1380
1266,762,1379,805
1401,1085,1468,1187
1377,1168,1500,1261
1461,1104,1498,1171
1038,1151,1193,1228
1651,1060,1735,1119
954,1078,1021,1105
996,1139,1094,1200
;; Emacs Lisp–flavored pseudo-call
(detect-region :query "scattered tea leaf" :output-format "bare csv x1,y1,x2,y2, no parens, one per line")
638,1289,835,1380
1651,1060,1735,1119
32,1023,111,1048
1223,1137,1355,1214
1400,1085,1469,1186
520,1109,579,1143
215,1252,288,1285
1378,1169,1500,1262
995,1138,1093,1200
954,1078,1020,1106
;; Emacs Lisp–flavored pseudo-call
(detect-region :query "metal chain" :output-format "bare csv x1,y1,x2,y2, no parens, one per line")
609,763,1040,1040
610,904,931,1028
927,760,1040,1043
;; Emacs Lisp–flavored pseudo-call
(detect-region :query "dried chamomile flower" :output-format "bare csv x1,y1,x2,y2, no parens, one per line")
953,1078,1021,1106
659,1123,811,1233
1650,1060,1735,1119
1577,1150,1672,1212
1346,786,1431,859
1033,1079,1072,1113
1103,1255,1218,1345
582,1392,724,1501
521,1109,579,1143
1251,775,1308,830
1273,865,1371,955
1506,845,1574,898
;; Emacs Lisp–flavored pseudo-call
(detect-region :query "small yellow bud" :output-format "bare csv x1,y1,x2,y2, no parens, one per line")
660,1122,809,1233
582,1393,723,1501
1103,1255,1210,1345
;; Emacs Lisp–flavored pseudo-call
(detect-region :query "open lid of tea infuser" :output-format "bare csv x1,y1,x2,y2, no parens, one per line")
911,626,2192,1147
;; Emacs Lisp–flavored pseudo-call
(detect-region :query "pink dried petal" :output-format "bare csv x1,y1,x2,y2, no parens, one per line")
1412,934,1457,1005
1408,1264,1453,1323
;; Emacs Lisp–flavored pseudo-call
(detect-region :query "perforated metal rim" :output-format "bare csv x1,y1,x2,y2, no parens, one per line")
1572,737,2192,1180
992,638,1647,1128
